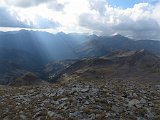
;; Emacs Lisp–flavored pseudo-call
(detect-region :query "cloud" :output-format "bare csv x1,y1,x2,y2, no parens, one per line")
5,0,50,8
47,0,65,11
89,0,106,15
4,0,65,11
0,7,29,28
0,0,160,39
79,1,160,39
30,16,60,29
0,6,60,29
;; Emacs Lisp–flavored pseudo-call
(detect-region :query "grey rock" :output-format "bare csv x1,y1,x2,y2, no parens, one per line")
105,113,111,118
84,101,90,105
19,114,27,120
69,111,81,117
111,105,119,113
148,102,154,107
155,85,160,90
140,98,146,104
49,93,56,97
146,111,154,119
60,97,68,101
128,99,140,107
137,117,146,120
90,114,96,119
47,111,55,117
81,88,89,92
133,93,138,98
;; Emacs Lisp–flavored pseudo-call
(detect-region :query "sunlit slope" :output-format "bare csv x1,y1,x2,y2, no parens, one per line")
50,50,160,85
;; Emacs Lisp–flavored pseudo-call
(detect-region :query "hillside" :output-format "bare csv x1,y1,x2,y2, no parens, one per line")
1,30,160,85
0,30,87,84
78,35,160,57
49,49,160,85
0,30,85,62
0,50,160,119
9,72,47,87
0,49,43,85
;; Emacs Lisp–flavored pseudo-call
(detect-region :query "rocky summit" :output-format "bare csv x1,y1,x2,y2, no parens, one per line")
0,79,160,120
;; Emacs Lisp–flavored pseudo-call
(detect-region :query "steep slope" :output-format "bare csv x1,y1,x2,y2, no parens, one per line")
0,30,88,85
1,30,160,85
78,34,160,57
51,50,160,84
0,50,160,120
42,59,77,81
0,30,83,62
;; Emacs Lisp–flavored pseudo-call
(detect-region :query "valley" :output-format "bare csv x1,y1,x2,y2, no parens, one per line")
0,31,160,120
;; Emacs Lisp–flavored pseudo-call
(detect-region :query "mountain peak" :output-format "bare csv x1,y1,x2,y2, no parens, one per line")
57,32,66,36
112,34,128,39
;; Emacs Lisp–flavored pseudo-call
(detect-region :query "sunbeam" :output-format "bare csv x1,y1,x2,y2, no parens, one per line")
0,1,160,119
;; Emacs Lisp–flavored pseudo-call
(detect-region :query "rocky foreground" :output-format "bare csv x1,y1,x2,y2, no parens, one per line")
0,79,160,120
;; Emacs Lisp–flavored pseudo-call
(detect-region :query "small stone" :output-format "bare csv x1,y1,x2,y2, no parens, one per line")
81,88,89,92
20,114,27,120
148,102,154,107
95,114,101,119
84,101,90,105
146,111,154,119
133,93,138,98
47,111,55,117
111,105,119,113
155,85,160,90
90,114,96,119
140,98,146,104
69,111,81,117
105,113,111,118
128,99,140,107
60,97,68,101
49,93,56,97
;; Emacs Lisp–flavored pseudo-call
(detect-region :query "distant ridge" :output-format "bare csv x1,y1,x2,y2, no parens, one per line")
0,30,160,85
48,49,160,83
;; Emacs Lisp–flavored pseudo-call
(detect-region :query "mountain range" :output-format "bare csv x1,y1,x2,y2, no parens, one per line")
0,30,160,85
0,30,160,120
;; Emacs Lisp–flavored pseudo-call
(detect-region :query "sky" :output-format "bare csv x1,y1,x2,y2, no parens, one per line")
107,0,159,8
0,0,160,39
